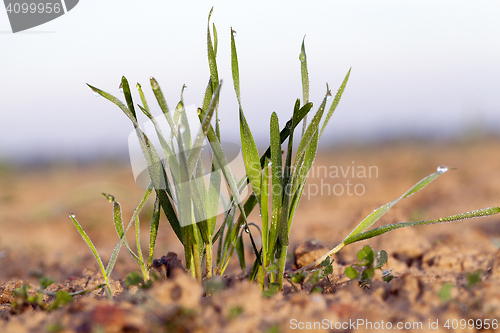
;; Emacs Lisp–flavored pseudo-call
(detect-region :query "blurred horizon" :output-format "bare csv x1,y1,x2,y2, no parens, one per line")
1,1,499,164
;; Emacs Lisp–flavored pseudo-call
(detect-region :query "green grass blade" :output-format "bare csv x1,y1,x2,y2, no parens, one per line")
213,23,218,56
105,184,153,278
102,193,141,264
157,188,183,243
319,68,351,138
344,207,500,245
148,196,161,270
278,101,300,248
207,7,219,93
344,168,448,241
261,158,270,268
292,89,328,180
121,77,137,121
198,110,261,262
187,82,222,177
288,129,319,228
236,233,246,271
240,108,262,204
299,36,309,137
202,78,213,114
69,214,112,297
268,112,282,258
150,77,177,136
136,83,150,114
231,27,241,106
87,84,137,125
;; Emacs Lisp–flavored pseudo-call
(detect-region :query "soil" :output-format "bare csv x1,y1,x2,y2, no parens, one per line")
1,138,500,332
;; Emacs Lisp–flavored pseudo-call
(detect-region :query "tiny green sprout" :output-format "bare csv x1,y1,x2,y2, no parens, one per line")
346,245,393,288
290,271,308,284
262,283,281,298
204,277,225,295
125,271,144,288
39,276,55,290
345,266,359,280
466,270,482,288
438,283,454,302
228,306,244,320
46,291,72,311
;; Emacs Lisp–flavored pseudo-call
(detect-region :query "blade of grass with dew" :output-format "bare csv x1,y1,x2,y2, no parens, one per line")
236,232,246,271
69,214,112,298
148,196,161,271
268,112,282,260
343,207,500,245
187,83,221,177
261,157,270,286
90,79,171,200
345,168,447,241
288,128,319,231
319,68,351,138
239,107,262,204
289,88,329,198
136,82,181,191
105,183,154,281
223,103,314,257
137,103,180,187
199,108,262,273
299,35,309,137
89,79,183,243
102,193,141,264
207,8,220,140
275,101,301,286
177,128,197,278
150,77,177,136
298,168,455,271
231,27,241,107
87,83,137,126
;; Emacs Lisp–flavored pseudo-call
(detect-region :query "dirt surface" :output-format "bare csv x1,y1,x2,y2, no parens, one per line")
1,138,500,332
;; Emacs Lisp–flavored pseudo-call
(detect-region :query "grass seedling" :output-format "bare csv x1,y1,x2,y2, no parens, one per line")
74,8,500,294
232,24,500,290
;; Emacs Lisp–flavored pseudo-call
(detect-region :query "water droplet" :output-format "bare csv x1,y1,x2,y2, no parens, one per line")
232,29,237,36
119,82,124,93
179,124,186,134
326,89,332,101
268,162,273,167
437,165,448,174
69,212,76,218
92,91,99,97
244,226,250,234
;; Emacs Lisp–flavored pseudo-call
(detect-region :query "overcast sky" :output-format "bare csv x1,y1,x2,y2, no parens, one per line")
1,1,500,162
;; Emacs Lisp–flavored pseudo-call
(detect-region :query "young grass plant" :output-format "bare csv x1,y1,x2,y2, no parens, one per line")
73,8,500,294
232,32,500,290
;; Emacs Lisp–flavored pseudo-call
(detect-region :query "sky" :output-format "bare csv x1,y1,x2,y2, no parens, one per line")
1,1,500,162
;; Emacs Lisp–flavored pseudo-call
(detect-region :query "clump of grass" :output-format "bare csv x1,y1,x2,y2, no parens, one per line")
71,8,500,295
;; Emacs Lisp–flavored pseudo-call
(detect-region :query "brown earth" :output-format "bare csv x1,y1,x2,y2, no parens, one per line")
1,138,500,332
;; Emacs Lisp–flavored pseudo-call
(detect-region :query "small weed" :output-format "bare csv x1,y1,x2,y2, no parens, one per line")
466,270,482,288
11,276,106,313
345,245,393,288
